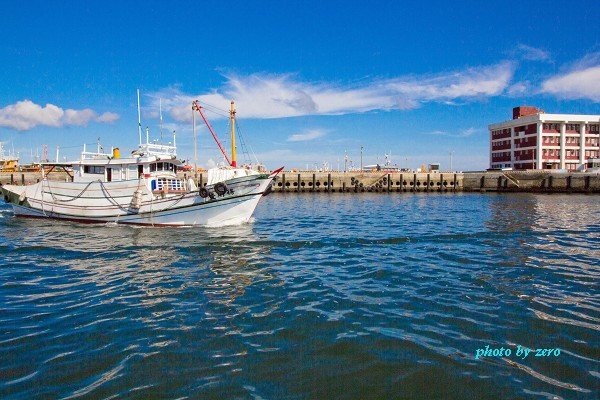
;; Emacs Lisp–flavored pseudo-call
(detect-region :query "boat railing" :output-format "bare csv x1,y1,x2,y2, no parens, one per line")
154,178,186,192
139,143,177,157
81,151,113,160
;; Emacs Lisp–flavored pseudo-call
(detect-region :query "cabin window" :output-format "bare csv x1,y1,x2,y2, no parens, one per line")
84,165,105,174
148,162,176,172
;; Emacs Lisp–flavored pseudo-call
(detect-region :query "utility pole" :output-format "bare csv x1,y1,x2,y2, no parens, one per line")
449,151,454,172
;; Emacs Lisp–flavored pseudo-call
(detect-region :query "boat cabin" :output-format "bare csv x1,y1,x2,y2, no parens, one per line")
76,159,180,183
48,142,191,194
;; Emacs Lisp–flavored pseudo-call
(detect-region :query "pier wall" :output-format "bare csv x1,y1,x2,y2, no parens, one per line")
0,171,68,186
1,170,599,193
462,171,600,193
270,172,463,193
270,171,600,193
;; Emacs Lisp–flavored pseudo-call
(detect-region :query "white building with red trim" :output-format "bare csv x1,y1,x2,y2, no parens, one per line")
489,106,600,170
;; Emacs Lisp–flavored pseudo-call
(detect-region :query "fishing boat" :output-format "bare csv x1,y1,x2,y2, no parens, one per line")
1,96,281,227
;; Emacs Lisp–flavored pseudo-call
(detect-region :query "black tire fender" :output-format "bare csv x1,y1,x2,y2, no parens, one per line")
199,187,210,198
214,182,228,196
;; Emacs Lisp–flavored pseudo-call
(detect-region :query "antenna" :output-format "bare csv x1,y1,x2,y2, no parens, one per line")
159,98,163,143
137,89,142,145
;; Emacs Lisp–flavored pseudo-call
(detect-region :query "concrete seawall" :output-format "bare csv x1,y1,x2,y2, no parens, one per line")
2,170,599,193
270,172,463,193
462,170,600,193
270,171,600,193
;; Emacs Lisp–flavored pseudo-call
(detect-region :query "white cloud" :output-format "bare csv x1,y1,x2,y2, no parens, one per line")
424,127,482,138
287,129,327,142
515,44,551,62
0,101,63,130
541,53,600,102
506,81,530,97
62,108,96,126
96,112,120,123
0,100,120,131
383,62,514,100
149,61,515,121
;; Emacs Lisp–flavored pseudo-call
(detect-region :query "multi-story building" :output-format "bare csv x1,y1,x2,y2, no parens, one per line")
489,106,600,170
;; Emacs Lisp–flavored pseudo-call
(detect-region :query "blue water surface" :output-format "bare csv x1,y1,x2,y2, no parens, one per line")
0,193,598,399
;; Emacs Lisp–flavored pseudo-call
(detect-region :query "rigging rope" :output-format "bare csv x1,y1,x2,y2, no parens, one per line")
44,180,97,203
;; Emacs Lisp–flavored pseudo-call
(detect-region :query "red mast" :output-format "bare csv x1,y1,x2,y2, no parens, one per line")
192,101,233,166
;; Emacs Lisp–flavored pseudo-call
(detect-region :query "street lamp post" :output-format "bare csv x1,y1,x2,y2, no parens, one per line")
449,151,454,172
344,150,348,172
360,146,363,171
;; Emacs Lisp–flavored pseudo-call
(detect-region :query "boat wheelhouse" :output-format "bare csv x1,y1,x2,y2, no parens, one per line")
67,140,189,192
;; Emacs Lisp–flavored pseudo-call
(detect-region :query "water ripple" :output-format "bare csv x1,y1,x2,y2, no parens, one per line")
0,193,598,399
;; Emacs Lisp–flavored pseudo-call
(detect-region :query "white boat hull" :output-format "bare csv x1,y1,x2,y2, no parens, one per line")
1,174,273,227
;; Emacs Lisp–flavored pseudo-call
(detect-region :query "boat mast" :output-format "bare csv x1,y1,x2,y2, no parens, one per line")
192,102,198,172
230,100,237,167
137,89,142,145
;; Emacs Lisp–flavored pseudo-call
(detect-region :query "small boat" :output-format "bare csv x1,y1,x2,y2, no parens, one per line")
1,96,281,227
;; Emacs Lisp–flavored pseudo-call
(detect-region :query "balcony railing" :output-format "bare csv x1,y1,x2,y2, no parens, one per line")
515,139,537,148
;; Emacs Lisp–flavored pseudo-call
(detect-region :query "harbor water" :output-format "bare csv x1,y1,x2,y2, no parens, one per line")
0,193,598,399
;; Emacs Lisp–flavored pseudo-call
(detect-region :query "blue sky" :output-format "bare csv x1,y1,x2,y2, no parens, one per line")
1,1,599,170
